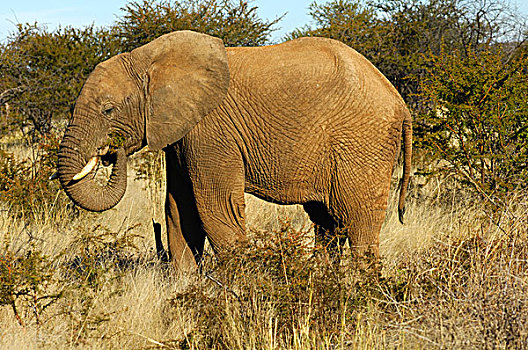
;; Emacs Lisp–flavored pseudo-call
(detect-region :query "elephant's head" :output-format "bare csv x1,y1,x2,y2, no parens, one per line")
58,31,229,211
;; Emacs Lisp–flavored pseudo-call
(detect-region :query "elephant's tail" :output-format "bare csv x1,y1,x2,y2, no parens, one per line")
398,108,413,224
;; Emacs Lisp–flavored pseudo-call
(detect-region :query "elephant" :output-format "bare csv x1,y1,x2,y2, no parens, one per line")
57,30,412,271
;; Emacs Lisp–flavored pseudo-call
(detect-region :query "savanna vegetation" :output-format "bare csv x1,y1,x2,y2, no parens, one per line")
1,0,527,348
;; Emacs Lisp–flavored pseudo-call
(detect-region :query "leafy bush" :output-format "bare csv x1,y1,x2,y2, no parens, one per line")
114,0,281,51
417,44,528,200
0,233,60,327
167,222,402,348
0,220,145,336
64,223,144,289
58,223,146,344
0,24,120,136
290,0,527,106
0,135,64,218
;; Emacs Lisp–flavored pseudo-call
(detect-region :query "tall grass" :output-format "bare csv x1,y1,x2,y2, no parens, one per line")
1,143,527,349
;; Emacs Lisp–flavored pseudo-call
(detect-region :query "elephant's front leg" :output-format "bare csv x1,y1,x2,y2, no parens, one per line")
165,149,207,272
188,151,248,260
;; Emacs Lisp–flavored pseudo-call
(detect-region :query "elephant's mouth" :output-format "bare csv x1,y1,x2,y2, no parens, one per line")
101,151,117,167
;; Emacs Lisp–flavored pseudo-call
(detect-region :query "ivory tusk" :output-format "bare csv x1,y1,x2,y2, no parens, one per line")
73,156,100,181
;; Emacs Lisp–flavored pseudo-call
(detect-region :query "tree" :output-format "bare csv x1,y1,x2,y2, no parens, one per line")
418,44,528,199
289,0,527,106
114,0,282,51
287,1,388,75
0,24,120,136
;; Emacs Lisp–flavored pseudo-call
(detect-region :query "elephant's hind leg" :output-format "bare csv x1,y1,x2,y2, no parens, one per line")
341,206,384,264
329,182,390,267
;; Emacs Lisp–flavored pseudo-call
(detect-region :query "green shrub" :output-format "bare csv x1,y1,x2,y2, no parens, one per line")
115,0,282,51
0,219,145,336
0,231,60,326
0,24,120,136
58,223,146,344
167,221,405,348
0,135,64,218
417,44,528,202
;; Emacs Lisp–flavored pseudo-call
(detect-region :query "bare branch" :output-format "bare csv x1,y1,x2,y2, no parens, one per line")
0,86,26,105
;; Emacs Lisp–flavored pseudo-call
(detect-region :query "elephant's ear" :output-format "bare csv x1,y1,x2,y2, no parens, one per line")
137,31,230,151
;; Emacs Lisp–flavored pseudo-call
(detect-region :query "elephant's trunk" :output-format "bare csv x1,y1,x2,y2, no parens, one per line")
58,132,127,212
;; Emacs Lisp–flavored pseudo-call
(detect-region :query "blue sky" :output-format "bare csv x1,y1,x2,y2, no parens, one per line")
1,0,527,43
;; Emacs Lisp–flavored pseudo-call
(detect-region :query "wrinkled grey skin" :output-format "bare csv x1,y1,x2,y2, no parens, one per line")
58,31,412,271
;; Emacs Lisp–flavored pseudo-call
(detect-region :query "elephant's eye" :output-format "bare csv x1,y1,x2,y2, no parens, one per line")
102,104,115,117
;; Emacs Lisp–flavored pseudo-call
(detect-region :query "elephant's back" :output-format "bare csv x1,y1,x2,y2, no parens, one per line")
226,38,403,111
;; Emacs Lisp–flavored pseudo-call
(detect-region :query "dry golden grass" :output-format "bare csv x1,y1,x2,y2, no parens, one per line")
1,144,527,349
